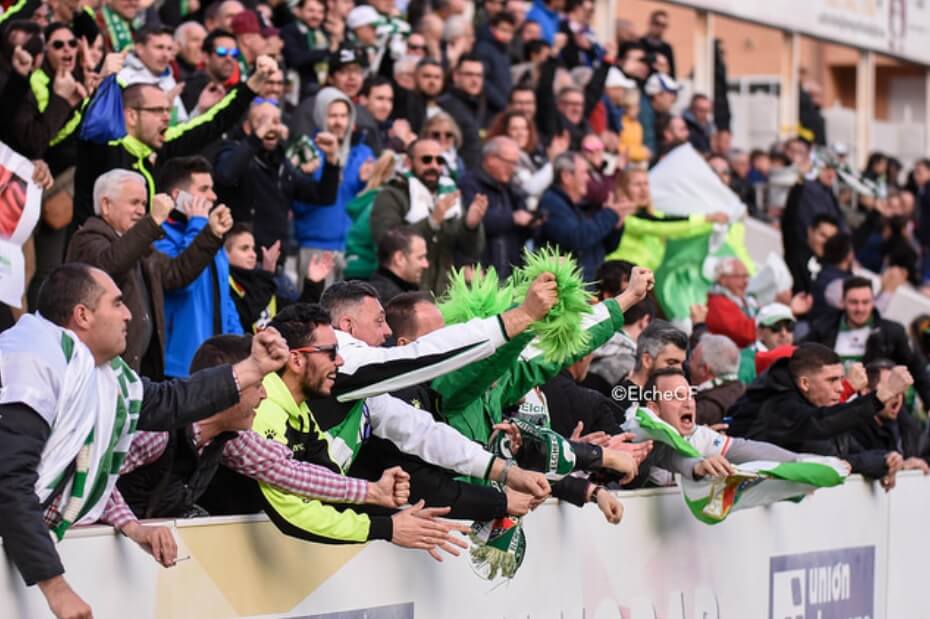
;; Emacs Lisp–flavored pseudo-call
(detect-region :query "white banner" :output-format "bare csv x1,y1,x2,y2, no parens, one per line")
0,143,40,308
668,0,930,66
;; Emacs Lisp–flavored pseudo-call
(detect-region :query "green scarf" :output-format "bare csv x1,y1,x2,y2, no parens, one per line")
100,5,135,52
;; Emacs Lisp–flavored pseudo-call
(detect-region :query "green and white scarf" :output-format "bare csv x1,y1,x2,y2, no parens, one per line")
100,5,135,52
0,314,142,539
404,173,460,225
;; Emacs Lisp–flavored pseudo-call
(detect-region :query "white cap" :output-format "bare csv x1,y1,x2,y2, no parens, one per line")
644,72,681,96
347,5,380,30
605,67,636,89
756,303,795,328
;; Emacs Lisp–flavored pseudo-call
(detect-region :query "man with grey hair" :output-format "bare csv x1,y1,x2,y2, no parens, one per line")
67,169,233,378
538,151,626,281
459,136,534,278
173,21,208,83
612,319,689,412
705,257,758,349
689,333,745,426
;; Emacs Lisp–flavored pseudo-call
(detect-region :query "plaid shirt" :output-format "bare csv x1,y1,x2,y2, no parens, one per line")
101,428,369,528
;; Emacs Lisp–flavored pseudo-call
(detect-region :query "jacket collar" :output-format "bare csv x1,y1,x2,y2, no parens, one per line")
375,266,420,292
261,371,307,422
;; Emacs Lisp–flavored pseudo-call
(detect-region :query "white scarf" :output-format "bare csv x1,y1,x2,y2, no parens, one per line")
405,174,461,225
0,314,142,538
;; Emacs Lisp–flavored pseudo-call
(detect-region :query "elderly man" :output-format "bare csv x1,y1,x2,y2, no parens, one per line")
371,138,487,295
369,227,429,304
67,169,233,378
74,54,280,227
538,151,625,281
705,258,757,349
689,333,744,426
459,136,533,278
0,262,287,619
173,21,208,82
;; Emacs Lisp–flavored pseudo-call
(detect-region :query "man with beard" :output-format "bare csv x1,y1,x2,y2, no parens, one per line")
371,138,487,295
213,99,340,257
74,54,281,227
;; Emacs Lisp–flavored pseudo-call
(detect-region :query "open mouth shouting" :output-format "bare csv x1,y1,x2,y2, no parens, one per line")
678,411,695,433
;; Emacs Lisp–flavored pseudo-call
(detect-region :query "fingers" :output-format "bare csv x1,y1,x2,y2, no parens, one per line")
569,420,583,441
416,505,452,519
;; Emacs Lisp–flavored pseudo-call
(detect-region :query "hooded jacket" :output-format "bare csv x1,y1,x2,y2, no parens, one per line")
293,87,374,250
117,53,188,123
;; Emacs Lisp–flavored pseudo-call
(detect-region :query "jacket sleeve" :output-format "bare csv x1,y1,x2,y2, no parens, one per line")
153,217,207,257
370,185,431,243
138,365,239,431
799,393,883,441
289,158,340,205
152,226,224,291
539,193,620,251
890,322,930,408
622,213,713,240
10,92,76,159
162,82,256,158
282,26,330,70
534,56,559,138
0,402,63,586
551,476,591,507
332,315,508,402
367,393,496,480
67,215,164,276
705,294,756,349
213,136,260,188
583,57,610,119
0,0,41,24
723,437,800,464
0,71,29,141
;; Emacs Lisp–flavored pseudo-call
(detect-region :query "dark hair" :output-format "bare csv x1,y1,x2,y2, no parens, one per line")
123,83,162,108
810,213,839,230
360,75,392,98
618,40,645,60
416,56,443,71
189,334,253,373
37,263,105,326
320,281,381,321
650,9,669,22
821,232,852,266
43,21,72,42
489,11,516,28
455,52,483,71
642,367,687,404
595,260,632,299
625,296,656,327
157,156,213,193
749,148,768,164
788,343,841,380
487,109,538,153
267,303,331,349
203,28,236,53
522,38,549,61
377,226,422,266
842,275,873,297
133,24,174,45
634,320,688,371
508,85,535,102
690,93,710,106
385,291,436,341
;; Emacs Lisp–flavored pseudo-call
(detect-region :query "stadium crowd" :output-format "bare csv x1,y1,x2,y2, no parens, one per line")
0,0,929,617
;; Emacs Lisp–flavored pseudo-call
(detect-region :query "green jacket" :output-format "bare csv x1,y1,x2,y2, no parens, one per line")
606,210,712,271
343,187,381,280
370,174,485,295
251,373,392,543
434,298,626,445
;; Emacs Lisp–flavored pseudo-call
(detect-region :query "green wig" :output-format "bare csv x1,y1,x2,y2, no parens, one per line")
438,267,515,325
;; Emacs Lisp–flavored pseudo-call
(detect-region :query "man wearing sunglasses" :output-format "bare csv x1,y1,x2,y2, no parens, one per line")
74,53,280,227
180,29,241,113
372,138,487,295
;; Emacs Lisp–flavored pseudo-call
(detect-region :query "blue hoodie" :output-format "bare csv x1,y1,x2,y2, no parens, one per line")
155,215,243,378
292,87,373,250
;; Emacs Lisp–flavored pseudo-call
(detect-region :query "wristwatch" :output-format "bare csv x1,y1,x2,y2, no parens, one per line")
589,485,604,504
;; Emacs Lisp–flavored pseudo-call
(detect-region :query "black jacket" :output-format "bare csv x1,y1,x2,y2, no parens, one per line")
280,22,329,100
848,412,928,464
535,55,609,150
213,132,340,252
369,267,419,305
0,365,238,586
458,167,530,279
438,87,486,169
473,36,510,117
540,370,624,438
804,309,930,408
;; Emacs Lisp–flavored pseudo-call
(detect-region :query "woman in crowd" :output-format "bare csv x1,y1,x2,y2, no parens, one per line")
422,111,465,180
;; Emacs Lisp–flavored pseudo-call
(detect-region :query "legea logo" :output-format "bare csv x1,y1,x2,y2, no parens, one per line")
769,546,874,619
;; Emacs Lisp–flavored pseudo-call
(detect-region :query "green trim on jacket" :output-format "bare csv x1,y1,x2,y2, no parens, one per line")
606,211,712,271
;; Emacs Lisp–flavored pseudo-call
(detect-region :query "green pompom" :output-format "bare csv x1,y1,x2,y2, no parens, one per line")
511,247,594,363
438,267,515,325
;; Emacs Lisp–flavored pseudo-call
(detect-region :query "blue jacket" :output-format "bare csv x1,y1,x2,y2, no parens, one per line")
538,185,621,282
292,137,373,250
155,215,243,378
526,0,560,44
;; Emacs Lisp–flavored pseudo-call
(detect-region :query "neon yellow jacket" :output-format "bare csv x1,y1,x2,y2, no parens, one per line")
606,210,713,271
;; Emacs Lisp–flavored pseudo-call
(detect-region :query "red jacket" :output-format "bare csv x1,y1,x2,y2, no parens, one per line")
706,293,756,348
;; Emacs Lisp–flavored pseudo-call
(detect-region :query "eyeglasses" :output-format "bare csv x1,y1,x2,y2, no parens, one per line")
419,154,447,166
133,106,172,115
428,131,455,141
213,46,240,58
291,344,340,361
407,43,427,52
457,70,483,79
50,39,79,50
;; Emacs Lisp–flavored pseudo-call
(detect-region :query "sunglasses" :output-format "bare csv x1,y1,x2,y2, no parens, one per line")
214,46,240,58
428,131,455,141
766,320,794,334
50,39,78,50
419,154,447,166
407,43,427,52
291,344,339,361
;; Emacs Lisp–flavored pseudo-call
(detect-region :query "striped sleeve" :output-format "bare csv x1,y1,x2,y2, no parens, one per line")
221,430,368,504
333,315,508,402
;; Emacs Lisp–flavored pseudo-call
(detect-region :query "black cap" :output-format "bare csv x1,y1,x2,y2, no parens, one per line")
329,45,367,72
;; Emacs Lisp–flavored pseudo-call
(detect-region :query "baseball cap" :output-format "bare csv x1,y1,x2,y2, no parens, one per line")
605,67,636,89
347,5,380,30
756,303,795,328
329,45,367,72
231,10,279,37
644,72,680,96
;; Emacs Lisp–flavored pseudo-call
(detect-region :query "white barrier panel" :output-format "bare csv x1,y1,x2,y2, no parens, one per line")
4,473,929,618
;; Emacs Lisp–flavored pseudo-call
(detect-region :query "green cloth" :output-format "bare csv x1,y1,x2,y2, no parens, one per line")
343,188,382,280
738,345,757,384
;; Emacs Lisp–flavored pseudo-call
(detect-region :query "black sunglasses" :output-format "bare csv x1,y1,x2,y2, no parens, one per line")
767,320,794,334
419,154,447,166
50,39,79,50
